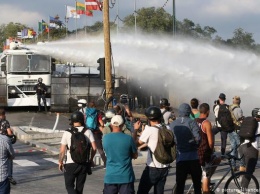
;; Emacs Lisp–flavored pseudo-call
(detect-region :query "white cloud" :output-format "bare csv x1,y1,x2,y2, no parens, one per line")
203,0,260,16
0,4,42,28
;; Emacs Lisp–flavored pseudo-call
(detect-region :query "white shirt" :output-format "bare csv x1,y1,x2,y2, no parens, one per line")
139,125,169,168
214,105,221,127
61,126,95,164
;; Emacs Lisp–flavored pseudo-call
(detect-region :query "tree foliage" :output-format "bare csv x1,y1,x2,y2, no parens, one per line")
230,28,255,49
123,7,172,34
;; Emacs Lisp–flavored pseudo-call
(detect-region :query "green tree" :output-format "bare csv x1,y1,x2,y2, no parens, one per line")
177,19,217,40
0,22,28,51
230,28,255,49
177,19,195,37
123,7,172,34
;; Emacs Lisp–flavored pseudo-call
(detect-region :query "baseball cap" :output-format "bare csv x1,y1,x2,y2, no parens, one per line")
219,93,226,100
111,115,124,127
233,96,240,100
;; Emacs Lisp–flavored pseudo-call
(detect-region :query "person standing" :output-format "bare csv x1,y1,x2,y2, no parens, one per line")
77,99,87,114
190,98,200,120
159,98,175,128
133,106,170,194
212,93,229,155
239,108,260,190
170,103,201,194
86,101,106,168
59,111,97,194
229,96,245,171
34,77,47,112
0,133,15,194
101,109,132,138
103,115,138,194
229,96,244,131
0,108,16,185
196,103,221,194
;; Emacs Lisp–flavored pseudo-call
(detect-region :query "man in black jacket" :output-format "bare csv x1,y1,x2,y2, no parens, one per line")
34,77,47,112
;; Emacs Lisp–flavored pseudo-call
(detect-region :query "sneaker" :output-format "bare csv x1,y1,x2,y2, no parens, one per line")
8,177,17,185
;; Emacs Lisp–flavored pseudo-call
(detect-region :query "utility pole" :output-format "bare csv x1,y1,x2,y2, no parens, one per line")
173,0,176,36
103,0,113,103
134,0,137,34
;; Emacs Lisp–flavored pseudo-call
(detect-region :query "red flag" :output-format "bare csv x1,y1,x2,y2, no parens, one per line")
86,10,93,16
85,0,102,11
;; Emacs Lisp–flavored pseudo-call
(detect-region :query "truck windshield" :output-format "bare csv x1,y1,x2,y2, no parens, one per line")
7,54,51,73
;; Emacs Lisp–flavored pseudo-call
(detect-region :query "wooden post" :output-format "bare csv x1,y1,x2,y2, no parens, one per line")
103,0,113,105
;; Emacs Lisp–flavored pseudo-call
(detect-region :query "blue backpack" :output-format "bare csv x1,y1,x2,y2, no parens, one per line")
86,108,98,130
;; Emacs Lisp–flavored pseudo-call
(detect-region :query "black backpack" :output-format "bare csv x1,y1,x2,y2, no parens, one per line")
151,125,176,164
66,127,91,164
238,117,259,141
217,104,234,132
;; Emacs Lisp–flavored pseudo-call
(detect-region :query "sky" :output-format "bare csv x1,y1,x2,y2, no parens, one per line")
1,0,260,43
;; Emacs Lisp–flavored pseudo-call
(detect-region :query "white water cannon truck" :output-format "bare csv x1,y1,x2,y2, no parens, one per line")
0,41,54,107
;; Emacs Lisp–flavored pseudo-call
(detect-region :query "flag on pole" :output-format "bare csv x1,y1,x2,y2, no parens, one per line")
66,5,80,18
28,29,33,38
22,29,28,38
76,2,85,15
38,22,42,32
49,16,62,27
85,0,102,11
86,10,93,17
42,20,48,32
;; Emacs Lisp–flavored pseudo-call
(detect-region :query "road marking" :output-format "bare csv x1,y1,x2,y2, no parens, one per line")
44,158,59,164
28,113,36,129
13,159,39,166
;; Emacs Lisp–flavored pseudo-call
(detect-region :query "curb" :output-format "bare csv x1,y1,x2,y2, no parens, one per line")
13,126,61,155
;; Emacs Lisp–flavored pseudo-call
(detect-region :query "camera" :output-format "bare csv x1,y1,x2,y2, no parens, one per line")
214,100,220,105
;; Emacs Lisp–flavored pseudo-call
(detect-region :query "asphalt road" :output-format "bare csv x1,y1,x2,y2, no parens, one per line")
6,109,260,193
11,139,260,194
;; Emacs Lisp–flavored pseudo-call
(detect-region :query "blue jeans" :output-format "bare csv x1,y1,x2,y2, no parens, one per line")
228,131,243,166
8,159,12,177
137,166,169,194
0,178,10,194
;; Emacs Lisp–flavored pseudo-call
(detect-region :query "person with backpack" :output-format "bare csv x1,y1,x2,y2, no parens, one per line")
229,96,244,132
86,101,106,168
59,111,97,194
214,93,241,170
103,115,138,194
160,98,175,128
133,106,171,194
238,108,260,190
196,103,221,194
212,93,229,156
170,103,201,194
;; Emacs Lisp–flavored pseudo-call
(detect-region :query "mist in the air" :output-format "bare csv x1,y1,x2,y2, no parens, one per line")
28,33,260,116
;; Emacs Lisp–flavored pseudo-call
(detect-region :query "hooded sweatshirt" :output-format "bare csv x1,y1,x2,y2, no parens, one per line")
169,103,201,163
